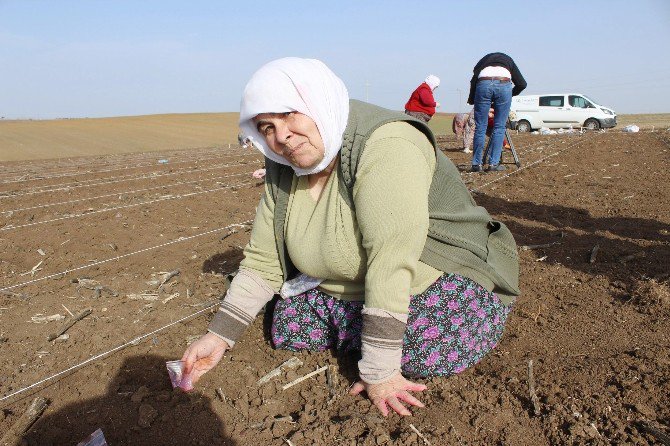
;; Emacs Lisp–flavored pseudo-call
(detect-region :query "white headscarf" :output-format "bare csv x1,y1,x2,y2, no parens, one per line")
425,74,440,91
239,57,350,176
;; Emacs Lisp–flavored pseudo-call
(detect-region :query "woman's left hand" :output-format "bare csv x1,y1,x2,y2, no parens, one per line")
349,373,427,417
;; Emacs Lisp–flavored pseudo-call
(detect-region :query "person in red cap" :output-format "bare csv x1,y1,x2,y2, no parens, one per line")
404,75,440,122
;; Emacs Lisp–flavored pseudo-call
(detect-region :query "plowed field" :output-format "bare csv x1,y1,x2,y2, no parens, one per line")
1,129,669,445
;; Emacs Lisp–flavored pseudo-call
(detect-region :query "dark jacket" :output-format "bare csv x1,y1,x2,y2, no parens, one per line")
467,52,527,105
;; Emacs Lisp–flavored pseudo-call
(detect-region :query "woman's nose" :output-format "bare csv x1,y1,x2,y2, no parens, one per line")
274,121,292,144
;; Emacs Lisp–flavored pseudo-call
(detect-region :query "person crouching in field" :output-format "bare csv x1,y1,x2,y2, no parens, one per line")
452,111,475,153
404,75,441,123
182,57,520,417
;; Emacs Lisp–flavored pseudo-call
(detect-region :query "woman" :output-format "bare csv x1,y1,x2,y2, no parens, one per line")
182,58,520,417
404,75,440,122
452,110,475,153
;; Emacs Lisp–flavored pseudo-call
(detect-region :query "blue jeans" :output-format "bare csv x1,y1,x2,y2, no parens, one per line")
471,80,513,166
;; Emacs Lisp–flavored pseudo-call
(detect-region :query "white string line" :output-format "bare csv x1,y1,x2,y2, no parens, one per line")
0,159,248,199
0,150,246,185
0,152,259,193
0,220,252,293
0,146,230,181
1,168,257,214
0,152,236,185
0,301,220,404
470,134,591,193
0,149,221,183
0,145,225,172
0,155,260,199
0,152,256,194
0,179,255,232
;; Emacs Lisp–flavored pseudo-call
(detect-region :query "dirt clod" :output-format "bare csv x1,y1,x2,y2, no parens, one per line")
137,403,158,428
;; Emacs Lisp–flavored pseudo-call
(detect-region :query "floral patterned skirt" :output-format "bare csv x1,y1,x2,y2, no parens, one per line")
271,273,512,378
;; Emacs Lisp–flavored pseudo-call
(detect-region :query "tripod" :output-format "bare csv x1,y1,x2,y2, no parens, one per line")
483,117,521,168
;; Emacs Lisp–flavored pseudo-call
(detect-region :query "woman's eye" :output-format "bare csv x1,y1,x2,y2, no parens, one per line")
260,126,274,136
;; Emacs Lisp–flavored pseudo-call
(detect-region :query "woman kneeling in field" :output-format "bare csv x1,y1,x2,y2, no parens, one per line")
182,57,520,416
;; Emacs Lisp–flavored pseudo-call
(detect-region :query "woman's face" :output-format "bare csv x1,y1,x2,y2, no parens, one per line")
253,112,325,170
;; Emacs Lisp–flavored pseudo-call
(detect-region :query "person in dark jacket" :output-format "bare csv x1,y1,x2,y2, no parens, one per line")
404,75,440,122
467,53,526,172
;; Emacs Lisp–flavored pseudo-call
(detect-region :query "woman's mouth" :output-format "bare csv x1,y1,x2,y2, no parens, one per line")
284,142,304,157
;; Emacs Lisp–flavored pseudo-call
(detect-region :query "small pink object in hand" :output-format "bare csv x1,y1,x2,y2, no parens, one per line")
166,360,193,391
252,168,266,179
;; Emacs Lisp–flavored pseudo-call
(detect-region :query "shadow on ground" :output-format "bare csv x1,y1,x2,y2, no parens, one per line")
202,247,244,276
477,193,670,291
22,354,234,446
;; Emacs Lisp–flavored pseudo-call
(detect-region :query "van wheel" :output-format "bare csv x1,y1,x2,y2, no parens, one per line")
516,120,531,133
584,119,600,130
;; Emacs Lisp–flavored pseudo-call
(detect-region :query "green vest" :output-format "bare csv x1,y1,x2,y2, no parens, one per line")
265,100,520,302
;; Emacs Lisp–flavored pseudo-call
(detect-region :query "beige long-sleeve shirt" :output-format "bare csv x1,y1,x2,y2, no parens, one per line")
210,121,442,383
241,121,441,313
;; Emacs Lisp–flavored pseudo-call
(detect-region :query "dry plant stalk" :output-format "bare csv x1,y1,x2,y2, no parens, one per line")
520,242,561,251
409,423,432,445
257,357,303,385
31,314,65,324
127,293,159,301
589,244,600,263
161,292,180,304
158,270,180,290
19,260,44,277
47,308,92,341
0,397,48,446
282,365,328,390
0,290,29,300
61,304,74,317
528,359,541,416
326,364,340,402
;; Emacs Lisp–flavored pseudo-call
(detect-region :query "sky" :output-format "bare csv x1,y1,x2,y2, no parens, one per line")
1,0,669,119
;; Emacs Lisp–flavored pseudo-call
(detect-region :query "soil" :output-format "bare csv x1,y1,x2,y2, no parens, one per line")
1,129,669,445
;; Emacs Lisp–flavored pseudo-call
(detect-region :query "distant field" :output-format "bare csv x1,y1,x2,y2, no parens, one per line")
0,113,239,162
1,112,668,162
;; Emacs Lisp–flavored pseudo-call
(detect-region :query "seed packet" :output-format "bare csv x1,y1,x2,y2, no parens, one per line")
76,428,108,446
280,273,324,298
165,360,193,391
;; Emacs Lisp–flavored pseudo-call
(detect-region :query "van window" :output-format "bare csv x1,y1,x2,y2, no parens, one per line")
569,95,594,108
539,96,564,107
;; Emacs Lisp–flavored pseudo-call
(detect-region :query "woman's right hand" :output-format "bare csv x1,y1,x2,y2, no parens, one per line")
181,332,229,385
350,372,426,417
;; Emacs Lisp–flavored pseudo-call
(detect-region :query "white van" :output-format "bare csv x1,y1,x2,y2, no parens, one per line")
510,93,616,132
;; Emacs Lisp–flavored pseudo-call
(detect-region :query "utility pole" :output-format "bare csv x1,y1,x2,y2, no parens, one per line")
364,80,371,102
